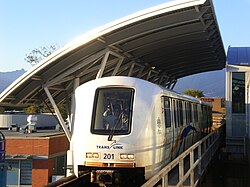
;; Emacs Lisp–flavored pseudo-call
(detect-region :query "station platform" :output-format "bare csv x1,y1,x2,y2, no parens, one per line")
201,157,250,187
200,134,250,187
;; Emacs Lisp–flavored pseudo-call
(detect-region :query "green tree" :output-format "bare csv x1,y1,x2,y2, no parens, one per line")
182,89,204,98
23,45,66,116
24,105,40,114
0,107,4,113
24,45,59,65
58,104,67,120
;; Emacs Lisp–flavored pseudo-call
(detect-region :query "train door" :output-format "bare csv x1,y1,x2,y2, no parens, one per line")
177,100,184,154
171,98,179,158
161,96,174,161
183,101,192,150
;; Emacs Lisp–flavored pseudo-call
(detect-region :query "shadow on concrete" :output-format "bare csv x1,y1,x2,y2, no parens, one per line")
201,158,250,187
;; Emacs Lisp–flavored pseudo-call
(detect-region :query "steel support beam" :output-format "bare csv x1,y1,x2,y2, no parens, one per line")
112,57,124,76
44,87,71,141
96,51,111,79
44,49,109,87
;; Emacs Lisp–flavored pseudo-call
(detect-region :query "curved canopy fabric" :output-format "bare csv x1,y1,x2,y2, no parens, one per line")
0,0,225,106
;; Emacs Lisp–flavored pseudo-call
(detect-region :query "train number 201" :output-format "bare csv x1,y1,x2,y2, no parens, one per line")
103,153,115,159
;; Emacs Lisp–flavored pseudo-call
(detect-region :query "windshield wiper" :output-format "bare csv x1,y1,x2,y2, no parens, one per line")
107,112,122,141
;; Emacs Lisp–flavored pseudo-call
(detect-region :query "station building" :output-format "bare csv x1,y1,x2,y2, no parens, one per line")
2,130,69,187
225,46,250,156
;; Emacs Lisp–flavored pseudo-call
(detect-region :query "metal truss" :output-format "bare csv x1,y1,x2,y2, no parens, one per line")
41,47,176,141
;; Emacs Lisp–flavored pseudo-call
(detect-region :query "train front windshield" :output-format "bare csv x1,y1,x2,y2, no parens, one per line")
91,87,134,135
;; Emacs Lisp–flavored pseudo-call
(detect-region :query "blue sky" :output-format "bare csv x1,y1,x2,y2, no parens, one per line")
0,0,250,72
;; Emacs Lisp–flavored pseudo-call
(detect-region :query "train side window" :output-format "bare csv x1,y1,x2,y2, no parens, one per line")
193,104,198,122
200,105,204,127
189,102,193,123
197,104,201,123
202,105,207,127
208,106,212,127
185,102,190,124
185,102,191,124
173,99,178,128
178,100,183,126
205,106,208,128
184,102,188,124
163,97,171,128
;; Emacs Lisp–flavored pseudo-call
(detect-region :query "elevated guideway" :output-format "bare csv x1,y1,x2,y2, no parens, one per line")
142,125,225,187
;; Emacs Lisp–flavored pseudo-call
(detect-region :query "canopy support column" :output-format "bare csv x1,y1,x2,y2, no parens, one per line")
44,87,71,141
96,51,110,79
112,57,124,76
70,78,79,133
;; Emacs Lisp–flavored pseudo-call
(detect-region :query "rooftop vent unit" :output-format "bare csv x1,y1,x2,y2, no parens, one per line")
24,115,37,133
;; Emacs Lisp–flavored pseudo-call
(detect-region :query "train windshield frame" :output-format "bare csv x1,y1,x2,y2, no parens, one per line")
91,87,134,135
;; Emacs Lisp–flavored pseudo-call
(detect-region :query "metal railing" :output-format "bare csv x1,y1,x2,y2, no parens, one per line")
141,125,225,187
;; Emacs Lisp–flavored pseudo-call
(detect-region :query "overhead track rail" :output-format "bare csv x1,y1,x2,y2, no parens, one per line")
0,0,225,141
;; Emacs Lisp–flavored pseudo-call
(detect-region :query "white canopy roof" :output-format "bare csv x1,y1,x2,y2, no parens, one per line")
0,0,225,107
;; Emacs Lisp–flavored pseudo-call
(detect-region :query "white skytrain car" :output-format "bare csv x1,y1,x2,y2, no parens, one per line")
72,76,212,186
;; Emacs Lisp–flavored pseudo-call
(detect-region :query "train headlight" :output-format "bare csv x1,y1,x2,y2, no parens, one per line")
120,153,135,160
93,153,100,158
86,152,100,159
86,153,92,158
120,154,128,159
127,154,135,159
